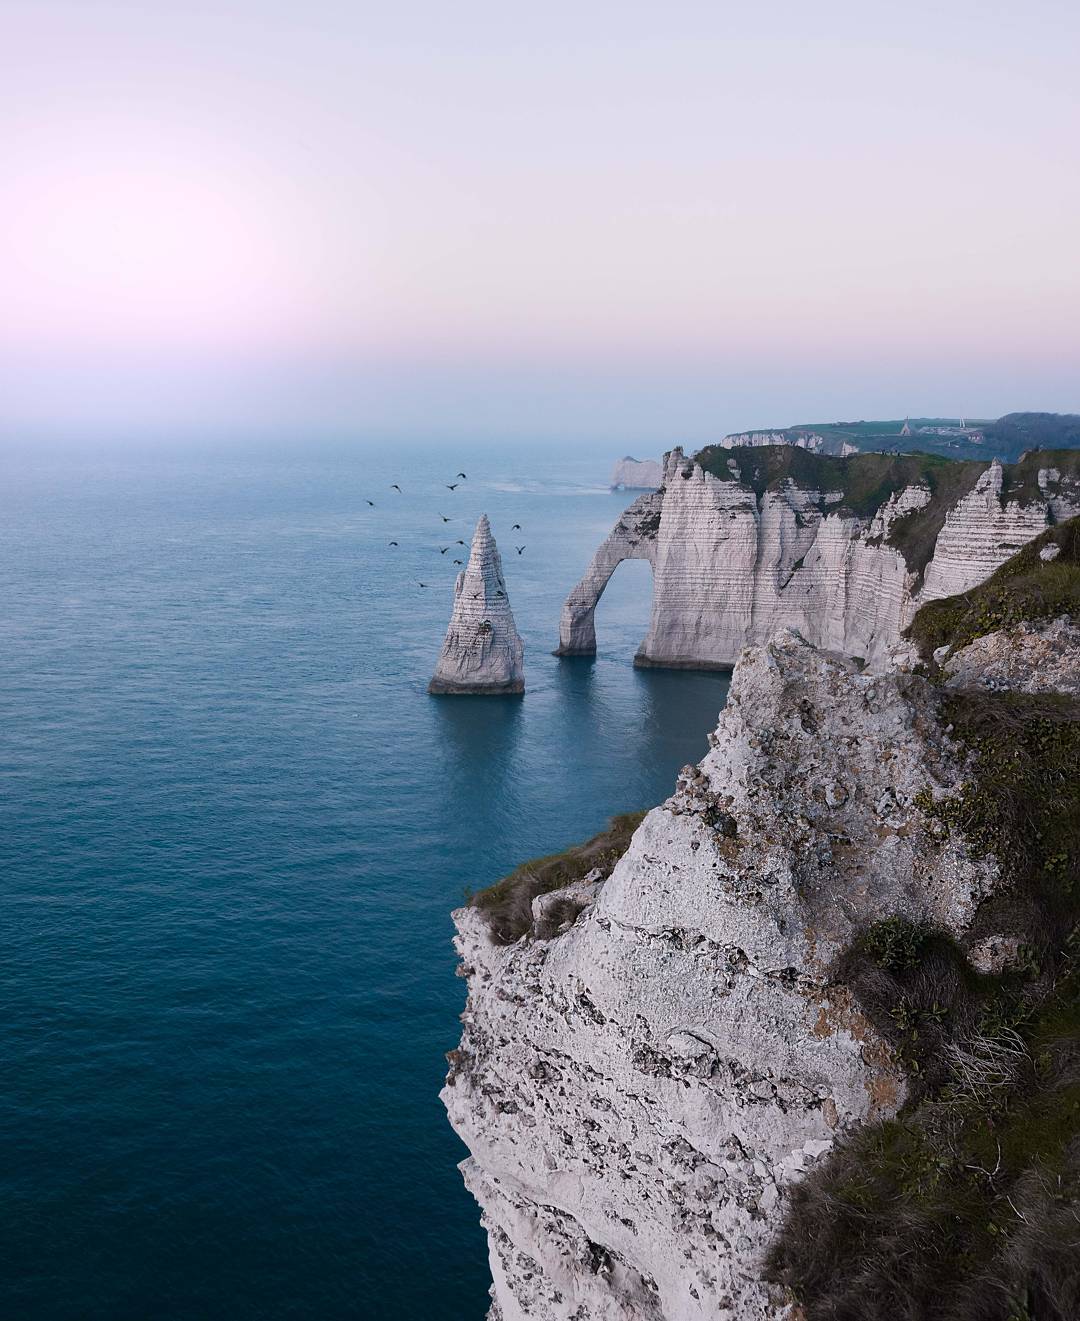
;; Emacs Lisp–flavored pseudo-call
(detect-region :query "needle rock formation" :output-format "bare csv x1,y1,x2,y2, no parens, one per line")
429,514,525,695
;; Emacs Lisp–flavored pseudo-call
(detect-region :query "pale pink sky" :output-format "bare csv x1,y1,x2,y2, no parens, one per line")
2,0,1078,441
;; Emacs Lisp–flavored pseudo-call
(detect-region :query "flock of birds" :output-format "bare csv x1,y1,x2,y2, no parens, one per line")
368,472,525,589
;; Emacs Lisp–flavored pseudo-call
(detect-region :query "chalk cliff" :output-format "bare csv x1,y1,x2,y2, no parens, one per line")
429,514,525,695
446,522,1080,1319
610,457,664,490
444,631,1001,1318
559,446,1080,669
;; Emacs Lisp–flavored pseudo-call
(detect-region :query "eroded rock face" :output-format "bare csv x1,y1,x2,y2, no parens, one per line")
943,616,1080,695
559,449,1080,670
429,514,525,694
611,457,664,490
443,631,1002,1320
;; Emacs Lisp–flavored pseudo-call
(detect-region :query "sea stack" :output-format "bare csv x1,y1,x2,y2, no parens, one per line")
429,514,525,695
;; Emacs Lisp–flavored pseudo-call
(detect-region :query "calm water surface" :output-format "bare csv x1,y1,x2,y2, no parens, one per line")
0,441,729,1320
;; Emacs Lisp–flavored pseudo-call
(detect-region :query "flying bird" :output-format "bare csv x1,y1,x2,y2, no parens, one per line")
456,472,467,479
495,590,506,597
446,483,459,491
391,484,402,493
439,546,449,554
515,546,526,555
511,523,521,530
417,582,429,588
455,539,466,545
453,559,463,565
388,541,398,546
439,514,452,523
366,500,375,507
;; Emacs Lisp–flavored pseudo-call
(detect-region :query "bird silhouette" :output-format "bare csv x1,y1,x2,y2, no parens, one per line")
439,546,449,554
511,523,521,530
456,472,467,479
388,541,398,546
455,539,466,545
417,582,429,588
495,589,506,597
366,500,375,507
453,559,463,565
515,546,526,555
391,484,402,493
439,514,452,523
446,483,459,491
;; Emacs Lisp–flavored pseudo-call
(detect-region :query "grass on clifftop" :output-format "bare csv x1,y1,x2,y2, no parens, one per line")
468,812,646,945
694,444,981,522
906,515,1080,660
767,686,1080,1321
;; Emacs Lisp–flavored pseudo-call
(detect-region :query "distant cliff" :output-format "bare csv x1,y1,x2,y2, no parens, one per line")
610,457,663,490
558,445,1080,669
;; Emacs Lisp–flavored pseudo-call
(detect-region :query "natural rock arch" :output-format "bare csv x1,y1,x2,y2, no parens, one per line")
554,489,662,657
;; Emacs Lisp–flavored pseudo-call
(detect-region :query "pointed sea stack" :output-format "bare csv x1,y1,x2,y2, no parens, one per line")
429,514,525,695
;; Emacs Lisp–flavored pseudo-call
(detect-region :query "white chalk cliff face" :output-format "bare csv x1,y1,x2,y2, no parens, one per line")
443,631,1017,1319
560,448,1080,669
610,457,664,490
429,514,525,694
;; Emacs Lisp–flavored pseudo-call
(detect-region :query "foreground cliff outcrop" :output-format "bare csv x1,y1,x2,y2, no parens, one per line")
445,526,1080,1319
444,632,1003,1318
559,446,1080,669
430,514,525,694
611,457,664,490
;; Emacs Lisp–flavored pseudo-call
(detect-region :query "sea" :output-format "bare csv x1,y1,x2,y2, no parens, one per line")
0,440,730,1320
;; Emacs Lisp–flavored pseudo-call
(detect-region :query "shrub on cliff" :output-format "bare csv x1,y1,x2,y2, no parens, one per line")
906,515,1080,661
468,812,646,945
767,685,1080,1320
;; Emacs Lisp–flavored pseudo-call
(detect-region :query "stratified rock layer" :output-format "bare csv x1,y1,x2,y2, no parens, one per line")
429,515,525,695
610,457,664,490
561,448,1080,669
443,630,1005,1320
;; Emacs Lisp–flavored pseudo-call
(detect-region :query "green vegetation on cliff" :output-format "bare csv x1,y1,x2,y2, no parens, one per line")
692,447,1080,586
468,812,645,945
694,443,983,523
906,515,1080,659
767,685,1080,1321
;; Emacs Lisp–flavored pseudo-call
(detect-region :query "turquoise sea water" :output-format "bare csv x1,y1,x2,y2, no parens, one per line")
0,441,730,1320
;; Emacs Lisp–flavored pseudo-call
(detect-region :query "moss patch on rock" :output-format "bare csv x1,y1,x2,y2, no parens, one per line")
907,516,1080,661
469,812,646,945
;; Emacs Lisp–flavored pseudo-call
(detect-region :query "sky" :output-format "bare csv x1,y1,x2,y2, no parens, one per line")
2,0,1079,444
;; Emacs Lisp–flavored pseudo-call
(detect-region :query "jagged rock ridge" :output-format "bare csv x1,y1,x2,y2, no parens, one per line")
429,514,525,695
559,446,1080,669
